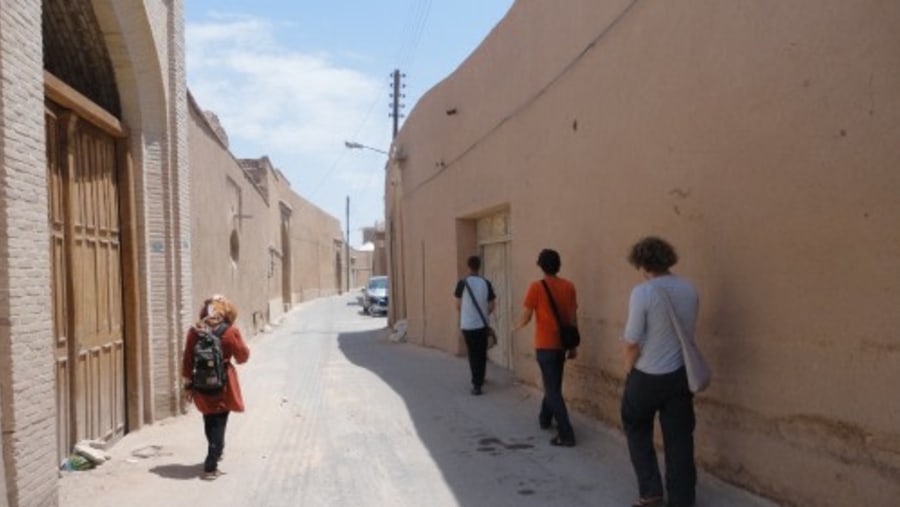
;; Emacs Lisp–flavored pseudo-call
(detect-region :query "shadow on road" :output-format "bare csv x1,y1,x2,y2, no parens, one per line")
336,327,560,507
149,463,204,480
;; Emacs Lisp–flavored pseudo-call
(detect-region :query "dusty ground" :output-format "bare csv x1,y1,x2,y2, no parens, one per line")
59,294,778,507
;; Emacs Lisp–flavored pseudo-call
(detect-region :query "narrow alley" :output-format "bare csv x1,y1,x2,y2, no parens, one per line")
59,294,776,507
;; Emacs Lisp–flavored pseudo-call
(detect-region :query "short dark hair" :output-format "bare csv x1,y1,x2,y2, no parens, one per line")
536,249,561,275
467,255,481,271
628,236,678,273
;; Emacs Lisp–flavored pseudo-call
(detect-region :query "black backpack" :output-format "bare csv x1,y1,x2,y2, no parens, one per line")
191,323,229,393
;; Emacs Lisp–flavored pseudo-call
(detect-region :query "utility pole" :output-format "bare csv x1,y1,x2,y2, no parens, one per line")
346,195,350,291
389,69,406,139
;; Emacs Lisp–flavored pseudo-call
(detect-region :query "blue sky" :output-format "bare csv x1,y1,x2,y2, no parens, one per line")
184,1,515,247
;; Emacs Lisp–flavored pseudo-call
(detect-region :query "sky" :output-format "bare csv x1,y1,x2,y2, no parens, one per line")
184,1,516,247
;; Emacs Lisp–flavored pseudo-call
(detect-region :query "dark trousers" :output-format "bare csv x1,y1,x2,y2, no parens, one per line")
203,412,230,472
621,367,696,507
536,348,574,441
462,327,489,387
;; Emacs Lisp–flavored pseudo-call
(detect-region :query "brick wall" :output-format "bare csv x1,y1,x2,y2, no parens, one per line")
0,2,61,506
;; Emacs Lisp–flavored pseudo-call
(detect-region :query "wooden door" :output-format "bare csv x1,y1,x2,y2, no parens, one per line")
478,211,512,368
47,102,126,460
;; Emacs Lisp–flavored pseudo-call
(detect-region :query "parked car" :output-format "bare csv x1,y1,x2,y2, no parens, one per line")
362,276,389,316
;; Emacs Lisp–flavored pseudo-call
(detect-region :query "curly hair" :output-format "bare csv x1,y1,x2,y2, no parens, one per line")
628,236,678,273
537,249,561,275
196,294,238,329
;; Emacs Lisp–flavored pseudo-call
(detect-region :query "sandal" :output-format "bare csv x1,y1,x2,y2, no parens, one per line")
549,436,575,447
631,496,664,507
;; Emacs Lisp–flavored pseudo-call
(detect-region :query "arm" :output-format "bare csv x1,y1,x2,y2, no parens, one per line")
487,280,497,315
623,341,640,374
181,330,196,380
566,284,579,359
513,307,533,332
181,330,197,400
453,280,464,313
225,327,251,364
622,286,645,374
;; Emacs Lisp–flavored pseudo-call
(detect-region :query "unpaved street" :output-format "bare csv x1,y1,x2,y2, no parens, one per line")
60,294,776,507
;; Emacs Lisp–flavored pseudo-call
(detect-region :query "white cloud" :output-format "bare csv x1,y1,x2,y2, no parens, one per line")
186,14,391,243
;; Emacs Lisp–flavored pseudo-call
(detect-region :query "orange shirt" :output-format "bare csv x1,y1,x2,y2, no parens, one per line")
524,276,578,349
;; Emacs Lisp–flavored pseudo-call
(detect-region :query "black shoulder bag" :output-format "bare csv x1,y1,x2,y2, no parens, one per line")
463,278,497,348
541,280,580,350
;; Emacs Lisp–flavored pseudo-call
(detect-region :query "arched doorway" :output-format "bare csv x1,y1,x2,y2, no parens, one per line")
43,0,128,461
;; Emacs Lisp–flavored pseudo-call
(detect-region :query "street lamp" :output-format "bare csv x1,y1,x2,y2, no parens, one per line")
344,140,388,155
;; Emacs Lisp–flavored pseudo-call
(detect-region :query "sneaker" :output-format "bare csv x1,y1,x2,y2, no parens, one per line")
471,386,483,396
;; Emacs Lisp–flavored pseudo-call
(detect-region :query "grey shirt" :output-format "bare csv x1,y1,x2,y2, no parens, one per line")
623,274,699,375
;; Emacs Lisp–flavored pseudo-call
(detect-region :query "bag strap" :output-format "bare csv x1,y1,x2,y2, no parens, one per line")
650,284,689,348
541,279,566,332
463,278,490,328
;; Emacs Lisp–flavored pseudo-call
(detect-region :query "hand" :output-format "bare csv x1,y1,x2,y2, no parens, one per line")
183,387,193,403
567,348,578,360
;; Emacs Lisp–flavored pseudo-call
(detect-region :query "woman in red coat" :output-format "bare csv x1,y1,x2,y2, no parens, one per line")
182,295,250,479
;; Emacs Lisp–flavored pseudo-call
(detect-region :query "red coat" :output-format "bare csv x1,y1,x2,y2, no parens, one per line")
182,324,250,414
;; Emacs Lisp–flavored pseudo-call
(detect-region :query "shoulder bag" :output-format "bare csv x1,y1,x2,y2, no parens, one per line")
464,278,497,348
541,280,580,350
651,284,711,393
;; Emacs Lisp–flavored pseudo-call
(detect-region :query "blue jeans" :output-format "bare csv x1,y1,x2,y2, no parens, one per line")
621,367,696,507
536,348,574,441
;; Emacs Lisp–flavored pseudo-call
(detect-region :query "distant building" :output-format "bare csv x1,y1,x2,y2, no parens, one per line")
362,221,388,276
188,94,344,332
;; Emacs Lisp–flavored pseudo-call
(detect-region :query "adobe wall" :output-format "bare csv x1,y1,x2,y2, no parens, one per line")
389,1,900,505
188,96,344,336
274,180,344,303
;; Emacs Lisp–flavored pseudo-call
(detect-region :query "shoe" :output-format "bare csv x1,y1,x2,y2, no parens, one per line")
631,496,664,507
549,436,575,447
539,419,552,430
471,386,483,396
200,469,225,480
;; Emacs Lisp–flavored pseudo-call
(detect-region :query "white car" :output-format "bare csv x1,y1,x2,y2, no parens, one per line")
362,276,389,316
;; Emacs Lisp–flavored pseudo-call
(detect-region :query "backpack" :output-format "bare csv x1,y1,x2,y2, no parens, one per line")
191,323,229,393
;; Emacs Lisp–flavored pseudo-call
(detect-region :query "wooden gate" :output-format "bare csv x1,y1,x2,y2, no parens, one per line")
47,99,126,461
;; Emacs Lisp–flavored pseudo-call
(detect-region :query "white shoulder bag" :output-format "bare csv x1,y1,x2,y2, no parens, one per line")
652,285,711,393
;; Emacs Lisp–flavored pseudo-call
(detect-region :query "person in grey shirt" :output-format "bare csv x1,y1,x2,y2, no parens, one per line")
454,255,496,395
621,237,699,507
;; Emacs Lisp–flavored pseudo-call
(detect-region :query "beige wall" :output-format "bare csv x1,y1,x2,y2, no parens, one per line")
188,95,343,337
387,1,900,505
274,178,344,305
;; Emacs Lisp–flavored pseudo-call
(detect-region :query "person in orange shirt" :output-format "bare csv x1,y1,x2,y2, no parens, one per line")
513,249,579,447
182,294,251,479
